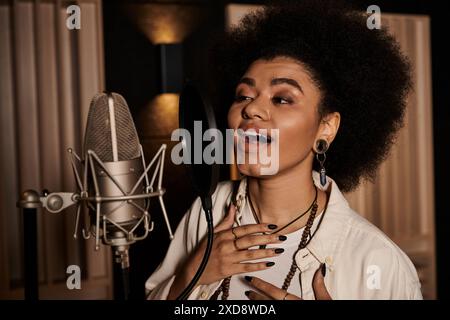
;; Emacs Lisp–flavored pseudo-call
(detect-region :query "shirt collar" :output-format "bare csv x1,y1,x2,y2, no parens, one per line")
234,171,350,264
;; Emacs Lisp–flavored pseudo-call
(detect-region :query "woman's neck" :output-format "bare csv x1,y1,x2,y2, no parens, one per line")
247,161,326,234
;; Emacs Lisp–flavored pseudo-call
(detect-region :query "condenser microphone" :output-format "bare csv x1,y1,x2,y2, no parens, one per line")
83,92,143,269
81,92,173,270
17,91,173,300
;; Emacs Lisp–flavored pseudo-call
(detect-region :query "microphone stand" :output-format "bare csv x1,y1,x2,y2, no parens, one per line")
112,243,131,300
17,189,133,301
17,190,42,300
112,253,130,300
16,144,173,301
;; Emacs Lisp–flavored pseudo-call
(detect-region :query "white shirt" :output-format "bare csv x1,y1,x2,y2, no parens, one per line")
145,172,423,300
226,201,325,300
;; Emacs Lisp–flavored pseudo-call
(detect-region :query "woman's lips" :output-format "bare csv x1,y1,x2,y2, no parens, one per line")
234,127,274,154
237,125,273,144
238,129,272,144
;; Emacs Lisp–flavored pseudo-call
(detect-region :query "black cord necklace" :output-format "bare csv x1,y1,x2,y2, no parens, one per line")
247,184,318,249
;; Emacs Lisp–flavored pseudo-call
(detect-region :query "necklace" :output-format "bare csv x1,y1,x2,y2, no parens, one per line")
210,182,322,300
247,185,318,249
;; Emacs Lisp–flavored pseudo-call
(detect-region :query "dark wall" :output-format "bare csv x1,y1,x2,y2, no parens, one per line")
103,0,226,299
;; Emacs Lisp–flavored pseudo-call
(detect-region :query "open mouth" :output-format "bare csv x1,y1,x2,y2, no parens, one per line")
238,129,272,144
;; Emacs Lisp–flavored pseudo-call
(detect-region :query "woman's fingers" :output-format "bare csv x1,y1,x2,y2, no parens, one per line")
233,248,283,263
312,264,332,300
245,290,271,300
245,277,301,300
245,290,299,300
245,276,284,300
235,233,287,250
214,204,236,233
230,261,276,276
230,223,277,238
214,215,277,240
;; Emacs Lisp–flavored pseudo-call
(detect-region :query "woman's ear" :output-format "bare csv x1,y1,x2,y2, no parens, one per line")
316,112,341,145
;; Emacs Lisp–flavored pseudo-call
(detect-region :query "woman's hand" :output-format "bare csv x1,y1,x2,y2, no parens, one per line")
188,204,287,285
244,264,332,300
168,204,286,299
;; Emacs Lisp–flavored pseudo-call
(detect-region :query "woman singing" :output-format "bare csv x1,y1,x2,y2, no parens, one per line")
146,0,422,300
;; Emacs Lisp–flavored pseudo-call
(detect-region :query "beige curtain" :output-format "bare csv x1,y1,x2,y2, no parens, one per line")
345,14,436,299
0,0,112,299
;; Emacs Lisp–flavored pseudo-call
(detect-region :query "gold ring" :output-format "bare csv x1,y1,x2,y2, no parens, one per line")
231,227,238,239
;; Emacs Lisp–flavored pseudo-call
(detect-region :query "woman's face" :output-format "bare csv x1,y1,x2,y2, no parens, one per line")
228,56,324,177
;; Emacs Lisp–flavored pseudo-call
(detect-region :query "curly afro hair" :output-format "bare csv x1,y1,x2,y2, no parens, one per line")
208,0,412,192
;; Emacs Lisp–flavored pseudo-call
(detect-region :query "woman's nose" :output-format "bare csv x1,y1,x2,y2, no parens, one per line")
241,97,270,120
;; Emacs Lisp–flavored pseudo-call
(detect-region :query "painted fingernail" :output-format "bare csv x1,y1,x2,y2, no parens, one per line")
274,248,284,254
278,235,287,241
266,262,275,267
244,276,253,282
321,263,326,277
245,290,251,297
268,224,277,230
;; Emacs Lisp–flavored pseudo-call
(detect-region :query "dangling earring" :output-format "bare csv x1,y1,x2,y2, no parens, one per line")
315,139,328,187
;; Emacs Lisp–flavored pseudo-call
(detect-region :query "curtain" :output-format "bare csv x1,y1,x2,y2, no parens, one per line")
0,0,112,299
345,13,436,299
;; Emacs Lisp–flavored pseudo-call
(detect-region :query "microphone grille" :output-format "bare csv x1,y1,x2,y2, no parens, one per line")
84,92,140,161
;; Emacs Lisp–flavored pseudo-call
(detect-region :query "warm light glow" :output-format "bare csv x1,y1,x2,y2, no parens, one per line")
125,4,203,44
138,94,179,137
225,4,261,30
152,93,179,119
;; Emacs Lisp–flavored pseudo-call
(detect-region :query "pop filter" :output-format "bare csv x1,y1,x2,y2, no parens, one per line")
176,82,220,300
178,82,219,205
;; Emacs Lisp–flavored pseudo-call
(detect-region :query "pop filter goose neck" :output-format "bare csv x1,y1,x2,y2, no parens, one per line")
176,82,219,300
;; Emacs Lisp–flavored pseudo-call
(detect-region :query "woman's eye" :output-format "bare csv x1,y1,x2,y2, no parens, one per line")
272,96,293,104
234,95,253,102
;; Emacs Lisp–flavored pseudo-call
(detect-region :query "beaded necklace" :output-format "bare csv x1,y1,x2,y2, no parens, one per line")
211,182,324,300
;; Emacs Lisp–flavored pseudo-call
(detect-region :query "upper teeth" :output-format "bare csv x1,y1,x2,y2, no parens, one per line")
240,130,271,143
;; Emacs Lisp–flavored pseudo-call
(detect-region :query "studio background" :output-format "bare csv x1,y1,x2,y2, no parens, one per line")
0,0,448,300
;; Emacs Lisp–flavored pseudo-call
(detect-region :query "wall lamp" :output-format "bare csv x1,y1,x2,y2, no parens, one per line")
157,43,183,94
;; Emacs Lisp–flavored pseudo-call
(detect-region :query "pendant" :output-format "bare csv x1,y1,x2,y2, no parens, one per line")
320,167,327,186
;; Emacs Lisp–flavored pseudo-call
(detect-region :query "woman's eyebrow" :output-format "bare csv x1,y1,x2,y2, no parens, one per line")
270,77,304,94
237,77,255,87
237,77,304,94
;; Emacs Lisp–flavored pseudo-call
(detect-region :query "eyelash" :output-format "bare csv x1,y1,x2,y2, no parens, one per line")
272,96,293,105
234,95,252,102
234,95,293,105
